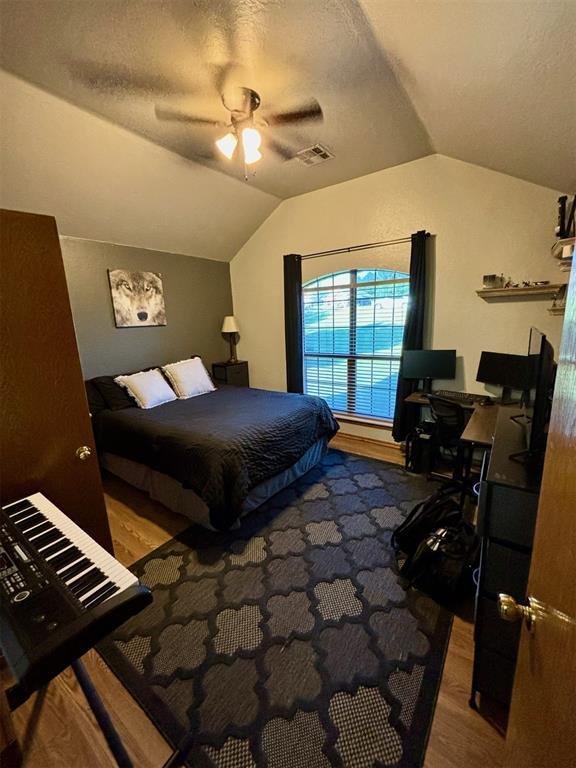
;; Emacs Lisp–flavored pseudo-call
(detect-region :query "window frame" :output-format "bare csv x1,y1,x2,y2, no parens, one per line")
302,268,410,422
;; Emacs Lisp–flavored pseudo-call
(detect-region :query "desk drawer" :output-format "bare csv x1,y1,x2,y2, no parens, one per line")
482,540,530,600
475,596,521,659
483,484,538,547
475,646,516,706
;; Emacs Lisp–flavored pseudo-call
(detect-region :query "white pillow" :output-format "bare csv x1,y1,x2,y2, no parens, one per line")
162,357,215,399
114,369,177,409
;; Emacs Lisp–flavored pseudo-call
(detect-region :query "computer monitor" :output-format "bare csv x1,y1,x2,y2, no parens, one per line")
402,349,456,393
526,328,556,457
476,351,533,404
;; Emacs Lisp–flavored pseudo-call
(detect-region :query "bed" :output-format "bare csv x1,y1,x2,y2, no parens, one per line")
87,378,339,530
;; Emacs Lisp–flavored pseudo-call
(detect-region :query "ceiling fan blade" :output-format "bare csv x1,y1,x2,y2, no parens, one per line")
266,137,296,161
265,100,323,126
67,59,195,97
155,106,225,127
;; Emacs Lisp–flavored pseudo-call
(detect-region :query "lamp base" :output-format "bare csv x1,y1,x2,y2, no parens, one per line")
228,334,238,364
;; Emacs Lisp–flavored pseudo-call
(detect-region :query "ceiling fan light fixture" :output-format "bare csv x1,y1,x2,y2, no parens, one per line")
242,127,262,164
215,132,238,159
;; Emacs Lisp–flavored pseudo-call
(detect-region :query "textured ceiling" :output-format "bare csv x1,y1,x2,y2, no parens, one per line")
0,0,431,199
0,0,573,199
360,0,576,192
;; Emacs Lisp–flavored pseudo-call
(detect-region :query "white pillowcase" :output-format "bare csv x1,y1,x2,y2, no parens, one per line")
114,369,177,409
162,357,215,399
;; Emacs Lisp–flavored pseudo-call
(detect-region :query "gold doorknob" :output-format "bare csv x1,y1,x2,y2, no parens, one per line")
76,446,92,461
498,593,536,631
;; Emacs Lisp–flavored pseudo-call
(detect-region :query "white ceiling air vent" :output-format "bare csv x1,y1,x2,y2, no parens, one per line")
294,144,334,166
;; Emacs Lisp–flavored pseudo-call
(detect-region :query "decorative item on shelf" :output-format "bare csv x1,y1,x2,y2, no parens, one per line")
555,195,575,239
221,315,240,363
482,273,506,289
549,284,568,315
551,236,575,272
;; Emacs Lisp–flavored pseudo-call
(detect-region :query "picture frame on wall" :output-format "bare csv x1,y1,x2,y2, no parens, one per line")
108,269,167,328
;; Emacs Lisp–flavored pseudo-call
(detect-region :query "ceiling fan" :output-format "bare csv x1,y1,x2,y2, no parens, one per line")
155,86,323,166
67,57,323,167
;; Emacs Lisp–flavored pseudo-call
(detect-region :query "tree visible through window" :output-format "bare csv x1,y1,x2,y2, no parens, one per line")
303,268,409,420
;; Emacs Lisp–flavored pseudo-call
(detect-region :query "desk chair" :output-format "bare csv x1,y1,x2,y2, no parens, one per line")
427,395,467,483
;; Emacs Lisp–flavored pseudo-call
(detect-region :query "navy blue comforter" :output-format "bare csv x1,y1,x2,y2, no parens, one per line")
93,386,338,529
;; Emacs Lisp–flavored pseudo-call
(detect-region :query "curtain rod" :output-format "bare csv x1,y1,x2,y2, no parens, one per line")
301,235,415,261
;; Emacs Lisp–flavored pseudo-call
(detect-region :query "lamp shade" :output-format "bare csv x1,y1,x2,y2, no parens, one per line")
221,315,239,333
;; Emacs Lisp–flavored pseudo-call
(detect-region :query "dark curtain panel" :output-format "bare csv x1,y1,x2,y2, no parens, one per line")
392,230,428,442
284,253,304,393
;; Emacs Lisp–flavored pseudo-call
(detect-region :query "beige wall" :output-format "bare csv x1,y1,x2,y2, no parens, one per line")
231,155,566,442
0,69,279,261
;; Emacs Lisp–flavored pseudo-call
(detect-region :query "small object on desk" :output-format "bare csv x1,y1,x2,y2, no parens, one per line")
433,389,492,406
212,360,249,387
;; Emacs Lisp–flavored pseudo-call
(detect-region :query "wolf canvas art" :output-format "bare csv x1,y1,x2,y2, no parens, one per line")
108,270,167,327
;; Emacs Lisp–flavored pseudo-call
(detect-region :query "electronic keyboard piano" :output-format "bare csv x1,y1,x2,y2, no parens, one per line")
0,492,151,707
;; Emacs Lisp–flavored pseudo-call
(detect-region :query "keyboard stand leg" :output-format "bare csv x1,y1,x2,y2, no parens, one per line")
161,732,196,768
14,684,47,763
71,660,132,768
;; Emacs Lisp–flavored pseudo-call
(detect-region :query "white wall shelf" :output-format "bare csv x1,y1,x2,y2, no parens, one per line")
476,284,565,300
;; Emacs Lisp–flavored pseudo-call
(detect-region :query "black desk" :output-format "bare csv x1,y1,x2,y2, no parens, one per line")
405,392,498,488
471,407,541,710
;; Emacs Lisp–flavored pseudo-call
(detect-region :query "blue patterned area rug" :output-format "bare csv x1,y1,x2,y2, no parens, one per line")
99,450,452,767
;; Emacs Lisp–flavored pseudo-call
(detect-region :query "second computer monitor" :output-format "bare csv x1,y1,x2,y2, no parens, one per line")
402,349,456,392
476,351,532,403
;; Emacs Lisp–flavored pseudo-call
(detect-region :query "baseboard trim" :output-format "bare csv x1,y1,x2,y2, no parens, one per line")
330,433,403,465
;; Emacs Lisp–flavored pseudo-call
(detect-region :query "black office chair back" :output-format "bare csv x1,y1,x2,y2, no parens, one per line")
427,395,466,448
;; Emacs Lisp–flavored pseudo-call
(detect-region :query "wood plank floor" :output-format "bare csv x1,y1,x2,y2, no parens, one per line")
3,438,505,767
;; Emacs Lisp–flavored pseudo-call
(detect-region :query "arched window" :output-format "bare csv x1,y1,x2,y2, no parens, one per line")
303,268,410,420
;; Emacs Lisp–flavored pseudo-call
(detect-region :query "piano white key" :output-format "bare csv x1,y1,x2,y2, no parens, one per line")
28,526,57,541
10,510,39,525
80,581,119,605
64,565,98,587
45,543,74,561
38,536,67,552
56,555,85,575
20,520,50,534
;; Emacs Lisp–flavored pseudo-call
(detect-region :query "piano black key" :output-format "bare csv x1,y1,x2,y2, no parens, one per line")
3,499,35,515
83,582,120,609
9,508,39,524
13,512,46,530
20,519,52,536
69,568,103,597
50,546,82,572
41,540,72,560
74,572,108,601
31,528,64,549
80,580,114,605
59,557,92,582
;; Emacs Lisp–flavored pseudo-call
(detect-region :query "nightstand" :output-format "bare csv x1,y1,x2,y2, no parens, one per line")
212,360,249,387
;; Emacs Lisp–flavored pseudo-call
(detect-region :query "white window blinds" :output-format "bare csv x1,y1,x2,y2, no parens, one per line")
303,269,409,420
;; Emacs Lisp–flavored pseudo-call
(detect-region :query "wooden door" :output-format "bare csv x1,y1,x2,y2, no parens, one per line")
0,209,112,551
504,265,576,766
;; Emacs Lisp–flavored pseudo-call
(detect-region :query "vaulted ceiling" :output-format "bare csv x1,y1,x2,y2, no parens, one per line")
1,0,574,198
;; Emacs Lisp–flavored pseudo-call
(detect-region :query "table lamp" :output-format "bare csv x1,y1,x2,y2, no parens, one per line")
221,315,240,363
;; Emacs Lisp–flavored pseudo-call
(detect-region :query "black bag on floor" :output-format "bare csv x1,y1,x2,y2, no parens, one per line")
392,484,462,556
399,522,479,596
